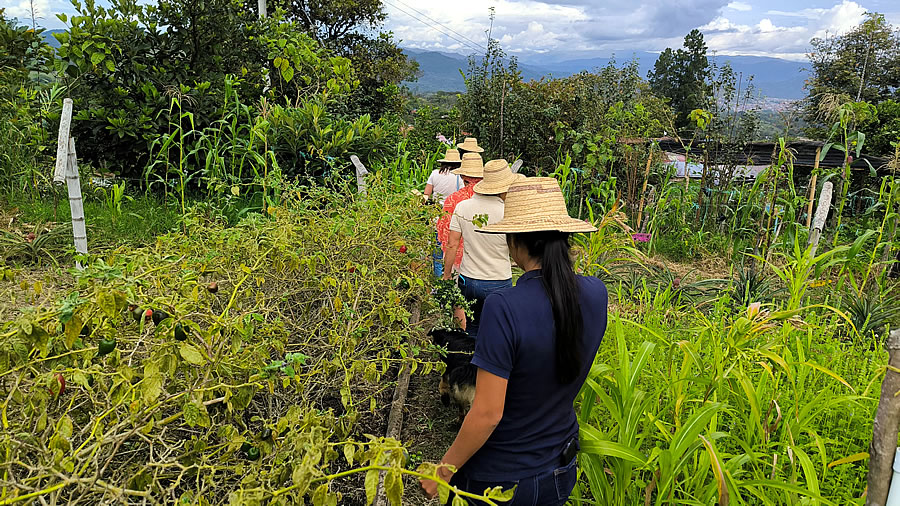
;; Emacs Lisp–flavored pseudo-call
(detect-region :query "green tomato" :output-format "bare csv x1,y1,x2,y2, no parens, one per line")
246,447,260,461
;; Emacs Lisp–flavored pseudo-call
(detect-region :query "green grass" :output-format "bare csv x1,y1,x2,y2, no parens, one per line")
2,191,181,247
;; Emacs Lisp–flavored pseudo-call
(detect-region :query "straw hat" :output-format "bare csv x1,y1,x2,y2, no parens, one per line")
473,159,526,195
478,177,598,234
457,137,485,153
438,148,461,164
452,152,484,178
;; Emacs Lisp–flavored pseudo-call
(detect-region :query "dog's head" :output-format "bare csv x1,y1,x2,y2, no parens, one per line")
428,328,470,348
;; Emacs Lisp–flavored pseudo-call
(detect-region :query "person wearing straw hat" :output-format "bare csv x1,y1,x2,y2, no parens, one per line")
441,159,524,337
436,152,483,277
424,148,463,206
426,148,463,277
456,137,485,155
421,177,608,505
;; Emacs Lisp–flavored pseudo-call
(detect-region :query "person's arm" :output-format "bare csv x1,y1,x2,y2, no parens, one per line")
442,229,462,280
421,369,507,497
424,183,434,199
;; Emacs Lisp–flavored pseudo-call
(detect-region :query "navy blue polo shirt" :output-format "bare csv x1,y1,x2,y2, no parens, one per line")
463,269,608,481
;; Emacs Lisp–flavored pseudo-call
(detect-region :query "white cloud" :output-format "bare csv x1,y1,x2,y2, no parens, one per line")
4,0,50,23
727,1,752,12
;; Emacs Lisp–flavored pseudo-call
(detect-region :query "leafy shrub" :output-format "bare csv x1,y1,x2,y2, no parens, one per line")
0,183,463,504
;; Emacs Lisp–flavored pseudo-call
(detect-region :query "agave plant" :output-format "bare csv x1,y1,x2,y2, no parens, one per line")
732,263,778,308
842,289,900,344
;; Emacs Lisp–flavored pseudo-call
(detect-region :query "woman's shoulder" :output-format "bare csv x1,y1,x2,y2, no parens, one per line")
577,275,608,298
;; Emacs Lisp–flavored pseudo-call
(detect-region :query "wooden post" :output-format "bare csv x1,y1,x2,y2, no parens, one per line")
350,155,368,197
54,98,88,268
636,151,653,229
257,0,266,17
866,329,900,506
53,98,73,184
806,175,818,229
374,302,420,506
808,181,833,259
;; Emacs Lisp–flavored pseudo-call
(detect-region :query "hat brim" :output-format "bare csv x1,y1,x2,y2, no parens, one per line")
437,158,462,164
457,143,485,153
452,167,483,177
477,216,598,234
473,173,526,195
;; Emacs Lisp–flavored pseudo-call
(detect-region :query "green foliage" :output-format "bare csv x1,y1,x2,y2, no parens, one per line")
806,13,900,122
648,29,711,131
0,183,458,504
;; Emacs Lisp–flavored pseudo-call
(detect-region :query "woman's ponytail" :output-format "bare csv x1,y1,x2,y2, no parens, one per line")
510,231,582,384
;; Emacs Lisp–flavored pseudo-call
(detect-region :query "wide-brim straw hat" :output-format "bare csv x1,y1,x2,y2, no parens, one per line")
438,148,461,164
478,177,598,234
457,137,485,153
452,152,484,178
474,159,526,195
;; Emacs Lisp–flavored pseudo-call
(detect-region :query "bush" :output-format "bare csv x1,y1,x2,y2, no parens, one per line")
0,183,448,504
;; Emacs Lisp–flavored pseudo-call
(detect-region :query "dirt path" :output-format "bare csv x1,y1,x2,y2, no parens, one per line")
399,373,459,504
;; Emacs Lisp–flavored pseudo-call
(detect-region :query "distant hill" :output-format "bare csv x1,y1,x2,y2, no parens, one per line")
403,48,809,102
41,29,64,48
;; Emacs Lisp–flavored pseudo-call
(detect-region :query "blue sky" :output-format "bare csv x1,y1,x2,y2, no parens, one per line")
4,0,899,62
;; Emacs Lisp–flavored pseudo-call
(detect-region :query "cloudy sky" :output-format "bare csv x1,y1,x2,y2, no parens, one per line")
4,0,899,62
381,0,900,61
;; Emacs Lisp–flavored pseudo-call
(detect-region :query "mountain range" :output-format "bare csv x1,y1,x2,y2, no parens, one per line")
40,29,809,103
403,48,810,103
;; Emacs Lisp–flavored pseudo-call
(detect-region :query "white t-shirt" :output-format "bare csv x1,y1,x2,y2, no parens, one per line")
450,194,511,280
426,169,462,205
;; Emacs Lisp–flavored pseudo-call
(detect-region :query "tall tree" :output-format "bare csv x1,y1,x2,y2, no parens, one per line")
807,13,899,107
648,29,711,132
258,0,417,117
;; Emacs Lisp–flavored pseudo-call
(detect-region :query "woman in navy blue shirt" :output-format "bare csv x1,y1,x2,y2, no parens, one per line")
421,177,608,505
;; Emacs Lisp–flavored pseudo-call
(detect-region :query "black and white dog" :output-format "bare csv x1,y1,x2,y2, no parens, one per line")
429,328,477,424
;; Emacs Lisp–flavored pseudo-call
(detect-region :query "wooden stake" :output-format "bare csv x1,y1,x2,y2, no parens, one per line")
374,302,420,506
636,151,653,229
351,155,368,197
66,137,88,266
257,0,266,17
866,329,900,506
53,98,73,184
806,175,818,229
808,181,833,259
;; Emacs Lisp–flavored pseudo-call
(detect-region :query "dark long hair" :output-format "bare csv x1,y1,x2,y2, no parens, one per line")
508,231,582,384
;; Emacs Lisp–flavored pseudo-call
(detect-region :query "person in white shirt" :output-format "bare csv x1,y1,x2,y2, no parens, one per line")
424,148,462,206
442,159,524,337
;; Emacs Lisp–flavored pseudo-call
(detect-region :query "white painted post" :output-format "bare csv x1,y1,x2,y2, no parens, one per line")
350,155,368,197
54,98,88,268
510,159,523,174
53,98,73,184
258,0,266,17
808,181,833,258
66,137,88,262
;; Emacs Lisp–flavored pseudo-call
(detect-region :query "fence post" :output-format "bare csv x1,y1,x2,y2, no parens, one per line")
808,181,833,259
351,155,368,197
866,329,900,506
805,148,821,228
54,98,88,268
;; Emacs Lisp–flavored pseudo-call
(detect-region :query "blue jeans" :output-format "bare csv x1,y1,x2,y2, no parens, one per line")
446,458,578,506
433,233,444,277
458,275,512,339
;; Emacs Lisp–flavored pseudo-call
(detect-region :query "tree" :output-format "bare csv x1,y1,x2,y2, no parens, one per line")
805,13,900,128
258,0,417,117
648,29,711,132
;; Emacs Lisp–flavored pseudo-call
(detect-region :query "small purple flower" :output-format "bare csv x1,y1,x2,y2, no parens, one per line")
436,133,450,145
632,233,651,243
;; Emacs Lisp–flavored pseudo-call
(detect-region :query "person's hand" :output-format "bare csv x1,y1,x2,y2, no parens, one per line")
420,464,455,499
441,271,452,281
